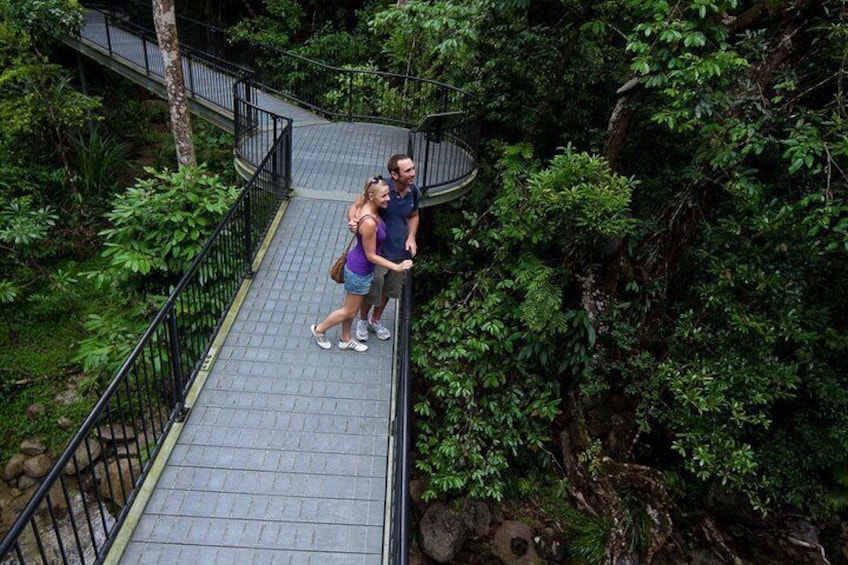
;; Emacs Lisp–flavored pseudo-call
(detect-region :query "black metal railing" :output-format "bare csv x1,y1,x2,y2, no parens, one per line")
0,116,292,565
77,6,247,115
80,0,480,194
387,272,414,565
234,76,292,185
255,52,480,193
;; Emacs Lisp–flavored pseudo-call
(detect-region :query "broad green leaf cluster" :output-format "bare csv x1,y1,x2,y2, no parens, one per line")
0,195,58,306
96,165,239,294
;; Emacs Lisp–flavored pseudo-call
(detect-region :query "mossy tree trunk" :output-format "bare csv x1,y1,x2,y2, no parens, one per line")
151,0,196,169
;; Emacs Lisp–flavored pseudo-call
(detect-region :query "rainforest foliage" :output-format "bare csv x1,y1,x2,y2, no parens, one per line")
2,0,847,560
0,0,237,457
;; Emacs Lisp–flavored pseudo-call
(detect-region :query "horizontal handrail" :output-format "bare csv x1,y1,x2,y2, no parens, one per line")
76,7,246,117
387,271,414,565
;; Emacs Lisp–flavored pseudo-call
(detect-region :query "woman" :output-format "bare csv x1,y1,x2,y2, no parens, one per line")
311,176,413,352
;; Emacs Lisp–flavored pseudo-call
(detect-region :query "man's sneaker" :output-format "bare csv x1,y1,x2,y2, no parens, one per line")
355,319,369,341
310,324,331,350
368,319,391,340
338,339,368,352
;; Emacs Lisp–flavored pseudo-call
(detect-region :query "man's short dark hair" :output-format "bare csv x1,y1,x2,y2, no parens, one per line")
387,154,410,174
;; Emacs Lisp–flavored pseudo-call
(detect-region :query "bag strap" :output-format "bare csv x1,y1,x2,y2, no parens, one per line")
341,214,377,255
357,214,376,231
341,215,369,254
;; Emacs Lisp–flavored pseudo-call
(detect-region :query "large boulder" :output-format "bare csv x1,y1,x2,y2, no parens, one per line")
26,404,45,421
459,498,492,538
534,528,567,563
419,501,467,563
4,454,27,482
17,475,38,490
22,454,53,479
409,478,427,516
47,482,70,515
99,458,141,507
98,424,136,444
492,520,542,565
20,439,46,456
64,438,103,475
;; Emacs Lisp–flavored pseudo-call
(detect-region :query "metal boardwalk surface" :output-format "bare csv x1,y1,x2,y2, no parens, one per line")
69,9,408,565
117,199,396,564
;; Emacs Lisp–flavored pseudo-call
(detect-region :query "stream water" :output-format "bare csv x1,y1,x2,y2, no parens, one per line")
2,488,115,564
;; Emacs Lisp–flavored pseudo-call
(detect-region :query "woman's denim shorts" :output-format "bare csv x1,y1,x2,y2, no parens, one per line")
343,265,374,295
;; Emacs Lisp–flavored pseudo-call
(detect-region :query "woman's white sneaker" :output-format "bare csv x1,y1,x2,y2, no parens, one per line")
310,324,331,350
338,339,368,352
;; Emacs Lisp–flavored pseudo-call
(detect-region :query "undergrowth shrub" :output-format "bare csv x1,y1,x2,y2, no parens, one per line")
94,164,240,296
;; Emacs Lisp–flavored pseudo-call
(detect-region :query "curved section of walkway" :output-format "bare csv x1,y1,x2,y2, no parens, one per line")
291,123,410,198
71,7,476,205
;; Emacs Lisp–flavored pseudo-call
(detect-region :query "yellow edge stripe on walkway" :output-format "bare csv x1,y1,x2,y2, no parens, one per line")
104,200,290,565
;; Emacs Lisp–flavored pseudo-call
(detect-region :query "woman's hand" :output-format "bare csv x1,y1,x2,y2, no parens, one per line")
394,259,413,272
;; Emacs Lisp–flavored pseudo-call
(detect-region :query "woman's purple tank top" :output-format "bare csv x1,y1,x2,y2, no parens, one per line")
346,215,386,275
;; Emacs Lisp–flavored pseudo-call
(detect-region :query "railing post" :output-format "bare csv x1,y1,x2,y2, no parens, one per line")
186,55,195,94
233,87,240,150
244,190,254,277
285,126,292,194
272,115,279,182
104,15,114,55
166,310,189,421
421,137,431,193
246,78,254,126
347,72,353,122
142,32,151,75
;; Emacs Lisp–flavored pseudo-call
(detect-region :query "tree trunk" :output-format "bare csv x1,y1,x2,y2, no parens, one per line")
151,0,196,169
603,77,644,172
559,392,674,563
561,29,708,565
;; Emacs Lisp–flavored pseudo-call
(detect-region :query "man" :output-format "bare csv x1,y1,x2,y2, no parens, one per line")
351,154,420,341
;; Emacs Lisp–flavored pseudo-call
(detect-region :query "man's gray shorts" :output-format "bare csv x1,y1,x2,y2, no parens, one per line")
365,264,404,305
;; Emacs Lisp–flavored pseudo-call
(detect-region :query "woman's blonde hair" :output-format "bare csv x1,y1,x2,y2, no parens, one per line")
351,175,387,214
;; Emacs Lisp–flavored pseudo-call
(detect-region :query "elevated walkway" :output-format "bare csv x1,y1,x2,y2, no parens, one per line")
113,198,396,564
43,6,444,564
